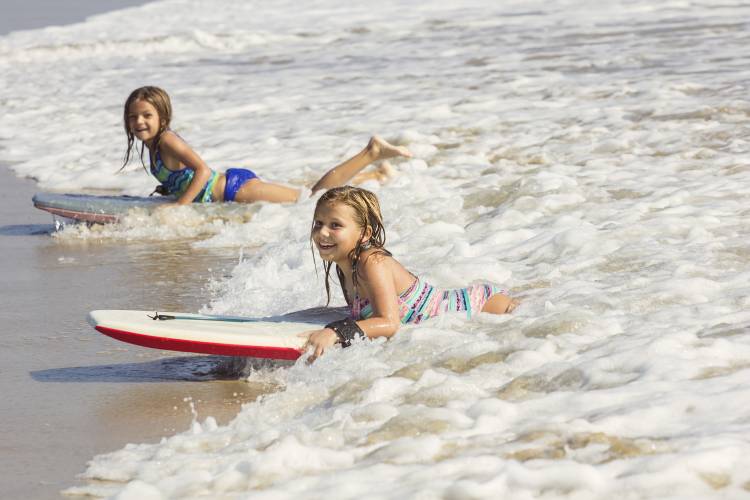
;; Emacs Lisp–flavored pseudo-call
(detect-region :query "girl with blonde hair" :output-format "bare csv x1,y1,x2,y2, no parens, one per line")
304,186,517,360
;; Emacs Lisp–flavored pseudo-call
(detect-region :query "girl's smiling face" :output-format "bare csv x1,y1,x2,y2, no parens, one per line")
127,99,163,145
312,201,369,266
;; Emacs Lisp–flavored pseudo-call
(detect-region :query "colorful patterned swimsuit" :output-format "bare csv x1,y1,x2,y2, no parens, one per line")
151,151,219,202
351,275,507,324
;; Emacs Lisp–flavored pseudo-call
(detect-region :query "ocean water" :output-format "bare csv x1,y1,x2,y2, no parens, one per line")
2,0,750,498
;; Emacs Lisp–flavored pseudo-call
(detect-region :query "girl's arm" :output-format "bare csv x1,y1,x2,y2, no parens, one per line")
158,132,214,205
303,254,401,361
353,253,402,338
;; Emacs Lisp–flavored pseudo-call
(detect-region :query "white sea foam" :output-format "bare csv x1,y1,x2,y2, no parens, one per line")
4,0,750,498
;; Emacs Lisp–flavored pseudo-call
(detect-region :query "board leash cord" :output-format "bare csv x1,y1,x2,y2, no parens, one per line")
148,312,176,321
146,312,273,324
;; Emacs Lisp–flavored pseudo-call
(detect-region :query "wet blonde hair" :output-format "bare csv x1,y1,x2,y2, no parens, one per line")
121,86,173,172
312,186,389,305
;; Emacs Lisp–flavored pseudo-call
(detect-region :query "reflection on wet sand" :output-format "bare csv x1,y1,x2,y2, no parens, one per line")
96,379,268,434
31,354,285,433
39,239,238,312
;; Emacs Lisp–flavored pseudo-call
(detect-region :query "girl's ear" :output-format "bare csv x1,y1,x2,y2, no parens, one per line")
360,226,373,245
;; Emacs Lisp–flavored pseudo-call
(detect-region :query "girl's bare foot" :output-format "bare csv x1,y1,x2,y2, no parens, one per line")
367,135,412,162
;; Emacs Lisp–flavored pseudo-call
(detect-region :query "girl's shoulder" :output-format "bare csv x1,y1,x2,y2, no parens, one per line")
359,247,392,267
357,248,407,277
158,129,184,150
155,130,192,167
356,249,415,294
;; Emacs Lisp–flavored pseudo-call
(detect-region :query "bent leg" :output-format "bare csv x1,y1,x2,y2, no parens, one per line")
232,179,301,203
351,161,397,185
310,136,411,193
481,293,518,315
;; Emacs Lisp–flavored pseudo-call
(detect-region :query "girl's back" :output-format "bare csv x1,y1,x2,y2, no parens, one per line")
345,249,416,304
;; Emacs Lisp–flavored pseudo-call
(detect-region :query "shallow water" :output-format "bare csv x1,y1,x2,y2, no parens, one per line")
2,0,750,498
0,167,286,499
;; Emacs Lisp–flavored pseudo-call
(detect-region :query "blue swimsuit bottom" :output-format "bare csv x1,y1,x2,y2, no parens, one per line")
223,168,258,202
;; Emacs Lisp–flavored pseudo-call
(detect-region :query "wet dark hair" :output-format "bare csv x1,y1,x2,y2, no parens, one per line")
311,186,390,305
120,86,172,173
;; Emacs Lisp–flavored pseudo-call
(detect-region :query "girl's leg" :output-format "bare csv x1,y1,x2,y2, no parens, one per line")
351,160,397,185
231,136,410,204
310,136,411,193
481,293,519,314
232,178,301,203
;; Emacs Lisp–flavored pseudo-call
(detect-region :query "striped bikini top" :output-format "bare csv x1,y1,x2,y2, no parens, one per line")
351,275,439,325
150,150,219,203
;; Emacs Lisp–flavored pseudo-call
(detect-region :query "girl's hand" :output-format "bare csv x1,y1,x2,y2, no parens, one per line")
300,328,338,362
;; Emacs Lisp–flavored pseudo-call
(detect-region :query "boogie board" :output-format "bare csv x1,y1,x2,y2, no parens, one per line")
32,192,170,224
88,309,343,360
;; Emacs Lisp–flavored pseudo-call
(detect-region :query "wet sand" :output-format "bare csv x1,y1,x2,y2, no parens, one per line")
0,166,277,499
0,4,273,497
0,0,156,34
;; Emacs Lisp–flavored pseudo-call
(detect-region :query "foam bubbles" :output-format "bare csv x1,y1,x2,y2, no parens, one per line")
6,0,750,498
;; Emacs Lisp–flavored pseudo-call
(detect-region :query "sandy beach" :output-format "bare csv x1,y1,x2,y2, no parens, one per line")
0,3,274,498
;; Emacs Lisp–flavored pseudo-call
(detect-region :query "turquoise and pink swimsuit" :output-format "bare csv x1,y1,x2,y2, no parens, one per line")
151,151,258,203
351,275,507,324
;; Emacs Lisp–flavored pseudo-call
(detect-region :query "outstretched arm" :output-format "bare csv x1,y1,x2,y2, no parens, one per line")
351,253,402,337
158,132,214,205
302,254,401,360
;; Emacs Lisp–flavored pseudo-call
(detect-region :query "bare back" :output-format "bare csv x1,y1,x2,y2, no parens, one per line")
341,249,415,303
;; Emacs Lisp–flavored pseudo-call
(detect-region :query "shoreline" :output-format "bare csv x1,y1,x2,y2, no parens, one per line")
0,2,253,498
0,163,270,499
0,0,154,36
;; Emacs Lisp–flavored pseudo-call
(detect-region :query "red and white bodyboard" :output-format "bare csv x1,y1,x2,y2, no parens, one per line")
87,310,331,360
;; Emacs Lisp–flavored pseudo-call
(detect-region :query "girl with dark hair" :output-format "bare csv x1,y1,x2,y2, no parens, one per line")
123,86,411,205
